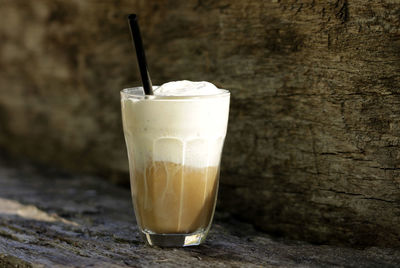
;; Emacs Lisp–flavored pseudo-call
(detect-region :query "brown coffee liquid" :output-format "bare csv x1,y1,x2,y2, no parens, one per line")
131,161,219,234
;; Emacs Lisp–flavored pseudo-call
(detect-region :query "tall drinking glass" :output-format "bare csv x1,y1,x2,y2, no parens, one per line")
121,87,230,247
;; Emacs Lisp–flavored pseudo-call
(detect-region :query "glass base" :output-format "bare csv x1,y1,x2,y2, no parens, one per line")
141,229,208,247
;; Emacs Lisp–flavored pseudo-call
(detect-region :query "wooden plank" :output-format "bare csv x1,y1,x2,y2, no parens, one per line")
0,0,399,246
0,159,399,267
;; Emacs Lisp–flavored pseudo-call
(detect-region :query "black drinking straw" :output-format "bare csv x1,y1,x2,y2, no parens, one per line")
128,14,153,95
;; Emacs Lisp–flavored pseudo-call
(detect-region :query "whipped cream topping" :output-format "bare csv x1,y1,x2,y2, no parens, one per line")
154,80,225,96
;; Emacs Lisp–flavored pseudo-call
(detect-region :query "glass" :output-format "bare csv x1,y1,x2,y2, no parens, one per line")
121,86,230,247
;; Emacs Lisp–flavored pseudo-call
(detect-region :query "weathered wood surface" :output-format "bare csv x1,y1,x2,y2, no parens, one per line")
0,159,399,268
0,0,400,247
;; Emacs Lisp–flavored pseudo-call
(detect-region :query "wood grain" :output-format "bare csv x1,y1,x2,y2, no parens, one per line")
0,159,399,267
0,0,399,246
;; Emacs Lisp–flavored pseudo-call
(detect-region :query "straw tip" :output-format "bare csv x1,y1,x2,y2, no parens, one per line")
128,14,137,20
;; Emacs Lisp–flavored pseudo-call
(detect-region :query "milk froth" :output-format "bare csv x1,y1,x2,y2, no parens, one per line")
121,81,229,169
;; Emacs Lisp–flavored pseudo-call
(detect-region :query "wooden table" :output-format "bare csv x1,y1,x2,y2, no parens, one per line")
0,159,399,267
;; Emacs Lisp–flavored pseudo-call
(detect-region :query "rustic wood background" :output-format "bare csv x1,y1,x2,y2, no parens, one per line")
0,0,399,247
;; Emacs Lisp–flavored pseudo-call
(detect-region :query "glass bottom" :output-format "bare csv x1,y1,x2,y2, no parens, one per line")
141,229,209,247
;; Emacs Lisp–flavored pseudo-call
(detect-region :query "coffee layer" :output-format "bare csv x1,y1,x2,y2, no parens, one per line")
130,161,219,234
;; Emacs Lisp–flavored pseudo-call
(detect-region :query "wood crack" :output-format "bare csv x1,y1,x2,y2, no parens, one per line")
320,188,397,204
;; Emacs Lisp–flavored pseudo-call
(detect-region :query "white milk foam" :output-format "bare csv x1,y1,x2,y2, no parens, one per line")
154,80,225,96
121,81,230,169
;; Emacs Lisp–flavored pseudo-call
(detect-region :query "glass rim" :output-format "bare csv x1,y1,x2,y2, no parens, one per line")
121,86,230,100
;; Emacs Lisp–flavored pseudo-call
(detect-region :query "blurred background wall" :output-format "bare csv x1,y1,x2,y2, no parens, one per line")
0,0,399,247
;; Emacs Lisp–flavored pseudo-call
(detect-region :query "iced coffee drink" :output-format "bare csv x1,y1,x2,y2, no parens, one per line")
121,81,230,247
